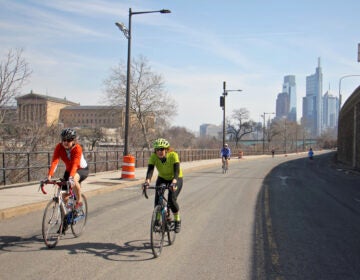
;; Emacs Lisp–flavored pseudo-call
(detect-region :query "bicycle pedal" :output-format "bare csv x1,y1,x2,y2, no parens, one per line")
154,225,162,232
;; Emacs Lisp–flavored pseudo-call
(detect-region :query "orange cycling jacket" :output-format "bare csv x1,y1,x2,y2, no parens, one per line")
48,143,87,177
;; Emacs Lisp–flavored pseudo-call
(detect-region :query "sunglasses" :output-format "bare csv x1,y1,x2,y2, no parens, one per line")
155,148,166,152
62,139,74,142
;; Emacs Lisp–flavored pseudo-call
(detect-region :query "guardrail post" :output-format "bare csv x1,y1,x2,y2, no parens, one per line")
2,153,5,185
27,153,30,182
106,151,109,171
116,151,119,170
94,152,97,173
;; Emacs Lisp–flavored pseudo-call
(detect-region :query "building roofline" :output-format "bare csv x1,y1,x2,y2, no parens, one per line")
61,105,123,110
16,91,79,105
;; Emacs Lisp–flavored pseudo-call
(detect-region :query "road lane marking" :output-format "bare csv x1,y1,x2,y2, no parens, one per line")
264,184,284,280
279,176,288,186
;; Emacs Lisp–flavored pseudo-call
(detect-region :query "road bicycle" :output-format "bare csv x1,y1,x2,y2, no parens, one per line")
222,157,229,174
39,178,88,248
143,183,176,258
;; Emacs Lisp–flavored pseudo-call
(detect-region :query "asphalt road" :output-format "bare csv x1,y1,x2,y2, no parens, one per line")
1,151,359,280
256,151,360,280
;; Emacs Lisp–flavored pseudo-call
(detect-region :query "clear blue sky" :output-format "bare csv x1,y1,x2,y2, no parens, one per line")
1,0,360,132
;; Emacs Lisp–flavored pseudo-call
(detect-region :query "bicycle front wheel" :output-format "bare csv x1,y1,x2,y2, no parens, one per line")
42,199,63,248
166,212,176,246
150,205,165,258
71,194,88,237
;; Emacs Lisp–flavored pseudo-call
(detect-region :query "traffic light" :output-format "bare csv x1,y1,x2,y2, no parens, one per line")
220,96,224,107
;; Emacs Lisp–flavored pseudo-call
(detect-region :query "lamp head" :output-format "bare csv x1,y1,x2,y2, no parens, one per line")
115,22,126,31
115,22,129,38
160,9,171,13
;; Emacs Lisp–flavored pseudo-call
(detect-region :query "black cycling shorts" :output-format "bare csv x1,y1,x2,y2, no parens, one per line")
64,166,89,183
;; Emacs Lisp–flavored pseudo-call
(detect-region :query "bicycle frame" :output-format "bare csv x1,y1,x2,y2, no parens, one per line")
222,157,229,173
156,184,169,209
145,183,172,220
40,179,70,214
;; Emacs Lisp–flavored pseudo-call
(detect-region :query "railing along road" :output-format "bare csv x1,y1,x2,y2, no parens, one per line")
0,149,241,187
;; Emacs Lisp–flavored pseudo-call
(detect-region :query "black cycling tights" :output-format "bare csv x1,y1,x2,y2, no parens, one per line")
154,177,183,213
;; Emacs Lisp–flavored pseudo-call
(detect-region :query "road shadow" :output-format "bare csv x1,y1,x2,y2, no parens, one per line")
252,151,360,280
0,233,166,261
54,239,155,261
0,234,43,252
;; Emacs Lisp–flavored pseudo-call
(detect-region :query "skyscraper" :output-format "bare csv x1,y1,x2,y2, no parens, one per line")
302,58,323,137
283,75,297,122
276,92,289,119
322,91,339,131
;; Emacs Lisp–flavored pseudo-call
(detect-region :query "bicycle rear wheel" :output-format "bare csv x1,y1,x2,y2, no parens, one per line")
166,212,176,245
71,194,88,237
150,205,165,258
42,199,63,248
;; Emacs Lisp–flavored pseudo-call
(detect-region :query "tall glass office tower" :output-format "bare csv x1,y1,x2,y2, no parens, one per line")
322,91,339,130
282,75,297,122
303,58,323,137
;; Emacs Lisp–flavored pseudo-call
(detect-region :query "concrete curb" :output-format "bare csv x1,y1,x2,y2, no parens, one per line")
0,202,49,220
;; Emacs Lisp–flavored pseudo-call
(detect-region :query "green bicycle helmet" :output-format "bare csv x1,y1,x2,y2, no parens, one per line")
153,138,170,149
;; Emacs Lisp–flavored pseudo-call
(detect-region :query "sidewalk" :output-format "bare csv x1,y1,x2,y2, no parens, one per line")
0,158,223,220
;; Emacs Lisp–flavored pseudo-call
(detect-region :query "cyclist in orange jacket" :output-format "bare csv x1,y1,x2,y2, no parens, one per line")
47,128,89,210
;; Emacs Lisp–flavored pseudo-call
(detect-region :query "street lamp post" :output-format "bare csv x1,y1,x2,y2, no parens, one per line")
115,8,171,156
261,112,275,154
220,81,242,148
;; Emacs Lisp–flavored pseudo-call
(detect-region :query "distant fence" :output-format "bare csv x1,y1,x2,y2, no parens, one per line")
0,148,251,187
338,85,360,168
0,146,305,187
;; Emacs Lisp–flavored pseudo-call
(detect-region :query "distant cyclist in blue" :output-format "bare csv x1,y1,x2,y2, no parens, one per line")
220,143,231,169
308,147,314,160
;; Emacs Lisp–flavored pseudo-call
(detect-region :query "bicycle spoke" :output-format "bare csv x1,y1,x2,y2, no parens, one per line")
71,194,88,237
166,214,176,246
42,200,62,248
150,205,165,258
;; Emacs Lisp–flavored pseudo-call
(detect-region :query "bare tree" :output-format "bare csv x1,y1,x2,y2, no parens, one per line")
4,122,61,184
162,126,196,149
103,55,177,149
0,48,32,123
318,128,337,149
227,108,257,147
78,127,106,151
270,118,302,153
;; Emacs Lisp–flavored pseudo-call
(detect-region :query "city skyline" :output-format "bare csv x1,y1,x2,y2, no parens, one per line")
275,59,339,138
1,0,360,132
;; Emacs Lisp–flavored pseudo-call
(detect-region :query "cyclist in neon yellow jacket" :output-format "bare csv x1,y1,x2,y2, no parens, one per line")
144,138,183,233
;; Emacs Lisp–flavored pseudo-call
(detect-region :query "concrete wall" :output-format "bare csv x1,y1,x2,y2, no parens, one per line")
337,85,360,168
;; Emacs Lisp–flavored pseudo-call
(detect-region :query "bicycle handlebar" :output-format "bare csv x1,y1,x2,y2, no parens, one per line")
142,183,150,199
39,178,68,195
142,183,174,200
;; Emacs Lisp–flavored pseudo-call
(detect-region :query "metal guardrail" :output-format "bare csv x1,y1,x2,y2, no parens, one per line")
0,147,308,187
0,149,241,187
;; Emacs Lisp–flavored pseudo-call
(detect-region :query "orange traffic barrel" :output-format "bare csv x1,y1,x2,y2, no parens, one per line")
121,155,135,179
